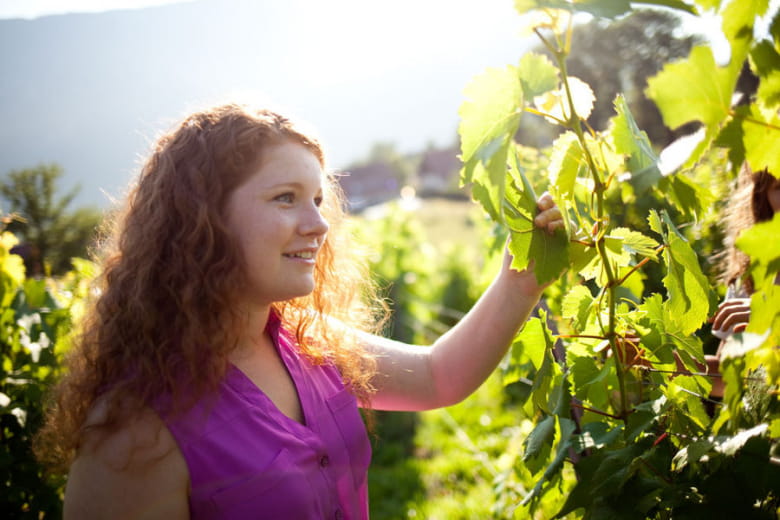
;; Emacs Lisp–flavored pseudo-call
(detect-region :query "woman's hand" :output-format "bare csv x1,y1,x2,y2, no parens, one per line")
533,192,565,235
500,192,565,295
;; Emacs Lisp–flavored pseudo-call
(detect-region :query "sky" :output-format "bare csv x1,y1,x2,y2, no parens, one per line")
0,0,194,19
0,0,532,208
1,0,771,210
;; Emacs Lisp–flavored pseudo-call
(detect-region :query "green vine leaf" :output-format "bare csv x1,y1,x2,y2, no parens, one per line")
523,414,555,474
505,153,570,284
671,438,714,472
646,45,739,168
547,131,584,202
735,212,780,271
518,52,559,99
524,417,577,508
742,104,780,176
656,211,715,335
534,77,595,123
459,66,524,221
561,284,594,328
610,227,659,260
736,213,780,357
657,171,712,219
715,424,769,457
751,40,780,110
610,94,661,194
513,316,548,371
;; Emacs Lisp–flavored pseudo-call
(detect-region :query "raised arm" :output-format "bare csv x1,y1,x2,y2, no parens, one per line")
367,194,563,411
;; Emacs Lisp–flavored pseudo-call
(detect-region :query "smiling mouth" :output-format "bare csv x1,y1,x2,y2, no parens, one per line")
284,251,316,260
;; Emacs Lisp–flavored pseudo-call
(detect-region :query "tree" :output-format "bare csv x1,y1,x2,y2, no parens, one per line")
0,164,103,276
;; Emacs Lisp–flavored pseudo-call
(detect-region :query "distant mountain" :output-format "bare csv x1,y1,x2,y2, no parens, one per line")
0,0,525,209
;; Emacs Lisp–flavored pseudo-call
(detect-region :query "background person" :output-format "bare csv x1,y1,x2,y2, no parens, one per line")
708,163,780,397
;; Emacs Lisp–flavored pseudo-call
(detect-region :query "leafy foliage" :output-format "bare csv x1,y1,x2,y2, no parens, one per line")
459,0,780,516
1,230,92,517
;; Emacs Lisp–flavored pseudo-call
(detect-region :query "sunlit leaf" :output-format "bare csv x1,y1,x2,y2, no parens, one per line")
659,212,714,335
747,285,780,338
647,209,663,237
657,171,712,219
459,66,523,220
518,52,559,99
514,317,548,370
534,77,595,123
714,424,769,456
570,241,599,279
548,131,584,202
610,227,659,260
610,95,661,193
561,284,594,328
671,438,714,471
736,213,780,267
646,45,740,167
742,104,780,175
573,422,623,452
604,234,631,267
658,127,706,175
666,376,711,429
751,40,780,110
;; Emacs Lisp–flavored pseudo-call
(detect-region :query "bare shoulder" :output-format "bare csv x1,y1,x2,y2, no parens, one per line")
64,405,189,519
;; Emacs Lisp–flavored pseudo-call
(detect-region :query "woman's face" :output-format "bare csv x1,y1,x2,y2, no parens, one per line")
224,140,329,308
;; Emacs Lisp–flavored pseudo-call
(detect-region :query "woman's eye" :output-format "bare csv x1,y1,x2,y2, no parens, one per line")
275,193,294,203
314,196,324,207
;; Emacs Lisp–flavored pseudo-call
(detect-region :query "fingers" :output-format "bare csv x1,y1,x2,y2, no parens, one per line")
715,309,751,333
711,298,751,331
534,192,564,234
536,191,555,211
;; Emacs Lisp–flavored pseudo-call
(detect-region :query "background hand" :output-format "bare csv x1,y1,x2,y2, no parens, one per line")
711,297,751,339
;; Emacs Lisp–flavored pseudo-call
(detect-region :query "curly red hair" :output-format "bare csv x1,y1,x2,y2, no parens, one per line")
36,103,384,471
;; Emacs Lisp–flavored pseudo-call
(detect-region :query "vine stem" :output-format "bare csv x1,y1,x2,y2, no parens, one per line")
729,108,780,132
552,46,628,423
555,334,607,340
570,402,624,420
611,244,666,287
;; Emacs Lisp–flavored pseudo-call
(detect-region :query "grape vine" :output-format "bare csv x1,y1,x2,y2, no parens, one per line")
459,0,780,516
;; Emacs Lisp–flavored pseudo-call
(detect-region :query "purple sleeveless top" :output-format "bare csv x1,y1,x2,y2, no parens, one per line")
160,313,371,519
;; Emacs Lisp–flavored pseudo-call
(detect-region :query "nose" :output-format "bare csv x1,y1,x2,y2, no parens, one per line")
300,203,329,238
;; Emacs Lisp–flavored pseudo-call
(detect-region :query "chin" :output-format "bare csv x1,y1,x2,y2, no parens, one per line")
285,281,316,301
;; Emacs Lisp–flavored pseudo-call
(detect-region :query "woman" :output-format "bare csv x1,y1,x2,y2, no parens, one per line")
36,103,564,519
708,163,780,396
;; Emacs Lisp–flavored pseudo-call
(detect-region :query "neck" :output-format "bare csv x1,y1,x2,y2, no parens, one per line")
230,304,273,360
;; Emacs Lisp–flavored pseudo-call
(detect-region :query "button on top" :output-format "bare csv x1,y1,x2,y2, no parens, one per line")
319,455,330,467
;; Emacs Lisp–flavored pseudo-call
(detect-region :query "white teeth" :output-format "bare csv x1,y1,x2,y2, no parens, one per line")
287,251,315,259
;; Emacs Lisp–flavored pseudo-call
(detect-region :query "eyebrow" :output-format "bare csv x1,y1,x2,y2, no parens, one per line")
258,181,324,195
